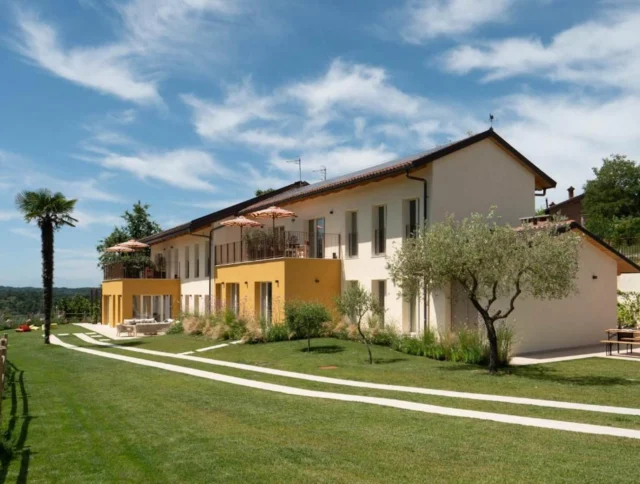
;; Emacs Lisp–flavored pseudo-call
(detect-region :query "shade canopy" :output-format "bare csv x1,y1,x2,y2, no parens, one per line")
105,245,135,253
220,216,263,228
249,206,296,220
118,239,149,249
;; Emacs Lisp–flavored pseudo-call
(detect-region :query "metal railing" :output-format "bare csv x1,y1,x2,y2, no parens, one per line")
374,227,386,255
103,261,171,281
610,238,640,263
215,230,341,266
347,232,358,258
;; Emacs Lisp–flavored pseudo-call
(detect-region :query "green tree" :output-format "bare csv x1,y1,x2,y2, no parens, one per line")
15,189,77,344
387,210,581,373
255,188,275,197
284,301,331,352
583,154,640,242
335,283,382,364
97,202,161,268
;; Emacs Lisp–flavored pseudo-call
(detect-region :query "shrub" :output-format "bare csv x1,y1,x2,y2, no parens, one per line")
617,291,640,328
495,323,515,366
182,315,205,335
263,321,290,343
285,301,331,351
166,321,184,335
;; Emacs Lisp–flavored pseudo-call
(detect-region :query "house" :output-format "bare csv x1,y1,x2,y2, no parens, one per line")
100,128,639,354
546,186,585,224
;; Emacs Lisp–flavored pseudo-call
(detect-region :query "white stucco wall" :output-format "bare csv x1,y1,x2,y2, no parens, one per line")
429,139,536,226
505,241,617,355
618,274,640,293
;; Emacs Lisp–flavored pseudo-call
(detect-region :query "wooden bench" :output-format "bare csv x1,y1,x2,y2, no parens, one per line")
601,340,640,356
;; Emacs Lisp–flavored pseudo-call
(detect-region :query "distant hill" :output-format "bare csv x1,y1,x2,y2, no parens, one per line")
0,286,96,316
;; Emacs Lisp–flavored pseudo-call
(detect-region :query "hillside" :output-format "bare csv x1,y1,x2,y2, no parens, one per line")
0,286,96,315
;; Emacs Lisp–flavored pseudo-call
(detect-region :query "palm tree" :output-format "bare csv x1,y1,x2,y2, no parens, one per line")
15,189,77,344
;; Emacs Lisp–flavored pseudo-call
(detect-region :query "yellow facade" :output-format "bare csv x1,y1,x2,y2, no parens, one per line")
101,279,181,327
214,258,342,322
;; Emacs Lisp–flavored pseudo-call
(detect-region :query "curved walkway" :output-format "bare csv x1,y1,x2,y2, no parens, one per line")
53,336,640,439
73,333,640,417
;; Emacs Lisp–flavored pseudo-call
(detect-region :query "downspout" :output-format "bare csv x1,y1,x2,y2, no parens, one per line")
405,170,429,332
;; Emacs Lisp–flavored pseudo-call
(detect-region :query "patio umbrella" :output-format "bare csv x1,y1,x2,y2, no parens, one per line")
105,245,135,253
220,216,263,262
118,239,149,250
249,206,297,230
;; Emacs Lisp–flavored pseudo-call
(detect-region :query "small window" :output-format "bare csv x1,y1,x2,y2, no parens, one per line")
404,199,419,239
184,246,190,279
346,211,358,258
195,244,200,278
373,205,386,255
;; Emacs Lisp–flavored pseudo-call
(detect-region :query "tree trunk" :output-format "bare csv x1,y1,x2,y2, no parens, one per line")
483,318,499,374
41,220,54,345
357,320,373,364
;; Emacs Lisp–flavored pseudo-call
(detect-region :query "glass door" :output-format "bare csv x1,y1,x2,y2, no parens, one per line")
259,282,273,323
308,218,325,259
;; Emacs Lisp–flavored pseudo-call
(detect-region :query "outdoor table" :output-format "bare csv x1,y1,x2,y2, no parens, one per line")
605,329,640,354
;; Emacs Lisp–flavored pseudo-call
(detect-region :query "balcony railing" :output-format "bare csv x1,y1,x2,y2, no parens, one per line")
103,261,174,281
610,238,640,263
215,230,341,266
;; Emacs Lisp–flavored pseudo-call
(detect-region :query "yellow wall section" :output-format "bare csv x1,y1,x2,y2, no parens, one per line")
214,259,341,322
101,279,181,327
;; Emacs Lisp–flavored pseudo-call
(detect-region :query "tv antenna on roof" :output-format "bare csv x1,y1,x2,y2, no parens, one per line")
286,157,302,183
489,113,495,128
313,165,327,181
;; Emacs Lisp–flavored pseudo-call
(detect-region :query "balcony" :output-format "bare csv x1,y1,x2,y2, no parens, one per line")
214,230,341,267
103,261,170,281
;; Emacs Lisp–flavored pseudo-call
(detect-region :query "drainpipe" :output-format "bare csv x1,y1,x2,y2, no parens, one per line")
405,170,429,332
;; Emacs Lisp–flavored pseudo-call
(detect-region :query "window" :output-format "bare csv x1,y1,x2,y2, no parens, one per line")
346,211,358,258
195,244,200,278
227,283,240,315
308,218,325,258
205,242,211,277
204,295,211,315
404,199,419,239
372,280,386,327
194,295,200,316
373,205,386,255
183,295,190,313
184,246,190,279
258,282,273,323
173,249,180,279
142,296,152,318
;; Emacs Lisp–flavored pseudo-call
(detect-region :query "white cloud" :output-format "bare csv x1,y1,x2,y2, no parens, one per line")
396,0,515,44
93,148,230,192
441,7,640,92
14,10,161,104
9,227,40,240
0,211,19,222
12,1,246,104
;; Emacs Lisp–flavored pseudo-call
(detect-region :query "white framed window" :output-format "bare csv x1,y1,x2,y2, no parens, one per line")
258,282,273,323
227,283,240,315
346,211,358,258
195,244,200,278
373,205,387,255
404,199,419,239
184,246,190,279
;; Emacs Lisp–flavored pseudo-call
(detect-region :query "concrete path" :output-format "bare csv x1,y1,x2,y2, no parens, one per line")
73,333,640,417
511,344,640,365
73,323,139,340
180,341,243,355
52,335,640,440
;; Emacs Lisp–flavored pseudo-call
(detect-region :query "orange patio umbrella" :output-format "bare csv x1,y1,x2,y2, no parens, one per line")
105,245,135,253
249,206,297,230
118,239,149,250
220,216,263,261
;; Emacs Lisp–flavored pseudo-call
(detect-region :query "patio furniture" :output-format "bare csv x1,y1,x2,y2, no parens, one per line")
603,329,640,355
116,324,135,337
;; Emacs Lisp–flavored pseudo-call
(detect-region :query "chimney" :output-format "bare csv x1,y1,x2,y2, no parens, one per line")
568,186,575,199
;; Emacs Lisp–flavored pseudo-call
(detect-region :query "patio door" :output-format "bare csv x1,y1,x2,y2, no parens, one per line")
259,282,273,323
308,218,325,259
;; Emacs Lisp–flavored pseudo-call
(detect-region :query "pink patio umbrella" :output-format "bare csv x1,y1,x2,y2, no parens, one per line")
118,239,149,250
220,216,263,261
249,206,297,230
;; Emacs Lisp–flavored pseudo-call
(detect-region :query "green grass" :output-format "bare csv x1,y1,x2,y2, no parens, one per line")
4,331,640,482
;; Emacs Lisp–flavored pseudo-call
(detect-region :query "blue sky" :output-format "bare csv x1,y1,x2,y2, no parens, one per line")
1,0,638,287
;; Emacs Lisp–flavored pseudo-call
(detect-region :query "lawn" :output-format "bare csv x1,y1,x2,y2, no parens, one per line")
3,330,640,482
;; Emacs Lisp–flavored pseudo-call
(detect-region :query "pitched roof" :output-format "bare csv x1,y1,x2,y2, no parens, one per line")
140,181,308,245
545,193,585,213
516,219,640,274
240,128,556,214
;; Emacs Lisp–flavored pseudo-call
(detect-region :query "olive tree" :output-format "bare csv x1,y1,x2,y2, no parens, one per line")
387,210,581,373
335,283,382,364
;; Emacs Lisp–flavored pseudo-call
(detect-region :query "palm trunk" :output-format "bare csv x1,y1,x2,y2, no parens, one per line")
41,220,54,344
